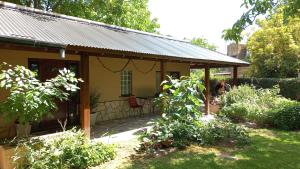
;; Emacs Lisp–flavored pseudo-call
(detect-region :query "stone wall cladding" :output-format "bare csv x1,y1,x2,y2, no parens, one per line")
95,98,159,122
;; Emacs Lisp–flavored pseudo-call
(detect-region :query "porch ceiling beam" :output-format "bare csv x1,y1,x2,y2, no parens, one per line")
190,64,243,69
0,42,248,67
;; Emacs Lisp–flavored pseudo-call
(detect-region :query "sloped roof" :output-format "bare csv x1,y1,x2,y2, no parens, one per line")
0,1,248,66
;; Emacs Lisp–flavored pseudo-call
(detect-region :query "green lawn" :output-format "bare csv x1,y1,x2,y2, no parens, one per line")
121,129,300,169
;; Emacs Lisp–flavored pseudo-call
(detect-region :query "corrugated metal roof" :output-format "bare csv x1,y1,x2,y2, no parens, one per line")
0,2,249,66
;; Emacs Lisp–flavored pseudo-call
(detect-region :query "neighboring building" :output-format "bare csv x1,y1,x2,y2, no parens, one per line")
227,43,247,60
214,44,249,78
0,2,248,138
227,43,249,77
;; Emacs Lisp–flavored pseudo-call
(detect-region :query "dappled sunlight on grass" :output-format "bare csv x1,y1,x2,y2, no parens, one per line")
120,129,300,169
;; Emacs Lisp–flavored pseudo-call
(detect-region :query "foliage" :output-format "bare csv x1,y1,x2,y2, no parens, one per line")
0,63,81,125
220,85,299,128
222,0,300,42
7,0,160,33
190,69,226,81
90,90,101,113
222,77,300,101
157,76,205,117
270,102,300,130
209,77,300,101
198,118,249,146
247,8,300,78
139,76,249,152
190,37,217,51
13,129,115,169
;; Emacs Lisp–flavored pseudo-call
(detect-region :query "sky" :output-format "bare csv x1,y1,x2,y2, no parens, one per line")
148,0,250,53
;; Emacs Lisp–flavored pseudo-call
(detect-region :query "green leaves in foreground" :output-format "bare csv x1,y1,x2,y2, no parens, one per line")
0,62,82,125
13,129,115,169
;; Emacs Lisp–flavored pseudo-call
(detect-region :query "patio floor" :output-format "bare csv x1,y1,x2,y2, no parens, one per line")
91,114,159,143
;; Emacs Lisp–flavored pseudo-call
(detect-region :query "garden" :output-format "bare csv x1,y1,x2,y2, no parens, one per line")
0,62,299,169
117,77,300,169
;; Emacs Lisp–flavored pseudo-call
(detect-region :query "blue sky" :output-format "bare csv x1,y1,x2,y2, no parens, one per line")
148,0,251,53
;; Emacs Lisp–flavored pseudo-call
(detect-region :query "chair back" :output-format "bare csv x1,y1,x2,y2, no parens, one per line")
128,96,139,108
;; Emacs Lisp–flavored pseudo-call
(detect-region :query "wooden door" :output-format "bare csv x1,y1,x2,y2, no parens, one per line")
29,59,80,132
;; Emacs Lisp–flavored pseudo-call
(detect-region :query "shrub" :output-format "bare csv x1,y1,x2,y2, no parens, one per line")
139,116,249,151
198,118,249,146
270,103,300,130
13,129,115,169
212,78,300,101
220,84,300,129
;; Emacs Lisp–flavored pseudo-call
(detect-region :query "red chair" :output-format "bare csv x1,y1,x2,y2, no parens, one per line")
128,95,144,116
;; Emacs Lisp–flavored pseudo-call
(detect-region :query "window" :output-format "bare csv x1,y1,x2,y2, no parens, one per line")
121,70,132,96
168,71,180,79
29,61,40,79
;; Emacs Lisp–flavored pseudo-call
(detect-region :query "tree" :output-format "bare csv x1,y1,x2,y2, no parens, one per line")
191,37,217,51
7,0,160,33
247,8,300,78
223,0,300,42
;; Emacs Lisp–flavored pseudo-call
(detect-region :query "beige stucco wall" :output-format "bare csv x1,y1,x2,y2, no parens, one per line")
0,49,190,138
0,49,189,102
90,57,190,101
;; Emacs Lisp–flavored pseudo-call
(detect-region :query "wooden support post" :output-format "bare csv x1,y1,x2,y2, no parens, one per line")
160,60,165,92
204,66,210,115
80,54,90,138
233,66,238,87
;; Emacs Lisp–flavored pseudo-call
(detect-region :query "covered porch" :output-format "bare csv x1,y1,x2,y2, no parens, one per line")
0,2,249,139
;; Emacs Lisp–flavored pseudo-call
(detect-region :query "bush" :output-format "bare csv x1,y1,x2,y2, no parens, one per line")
211,78,300,101
220,85,300,129
198,118,249,146
139,116,249,151
270,103,300,130
138,76,249,152
13,129,115,169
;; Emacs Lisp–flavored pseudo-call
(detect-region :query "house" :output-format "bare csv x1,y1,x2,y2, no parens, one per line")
0,2,248,138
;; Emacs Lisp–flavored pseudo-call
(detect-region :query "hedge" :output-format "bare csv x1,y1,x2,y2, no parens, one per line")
209,78,300,101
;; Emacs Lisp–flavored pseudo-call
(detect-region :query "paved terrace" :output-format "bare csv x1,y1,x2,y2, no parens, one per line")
92,114,159,143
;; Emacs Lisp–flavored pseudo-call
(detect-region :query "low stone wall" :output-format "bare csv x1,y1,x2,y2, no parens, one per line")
95,98,159,122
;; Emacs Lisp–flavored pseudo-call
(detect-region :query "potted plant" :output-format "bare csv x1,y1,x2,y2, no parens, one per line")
90,91,101,126
0,63,81,137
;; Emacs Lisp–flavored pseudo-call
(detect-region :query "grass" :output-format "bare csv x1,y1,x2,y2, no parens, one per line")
120,129,300,169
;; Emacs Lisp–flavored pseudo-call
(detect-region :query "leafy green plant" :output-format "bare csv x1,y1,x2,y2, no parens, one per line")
0,63,81,125
13,128,115,169
138,76,249,152
157,76,205,118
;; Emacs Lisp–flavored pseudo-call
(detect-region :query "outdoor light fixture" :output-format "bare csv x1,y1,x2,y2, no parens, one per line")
60,48,65,59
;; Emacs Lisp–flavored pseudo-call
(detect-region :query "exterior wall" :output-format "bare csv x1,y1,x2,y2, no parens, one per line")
0,49,190,137
227,43,249,77
89,57,190,122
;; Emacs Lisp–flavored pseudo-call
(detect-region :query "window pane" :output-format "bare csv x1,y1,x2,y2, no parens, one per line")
121,70,132,96
29,62,40,79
